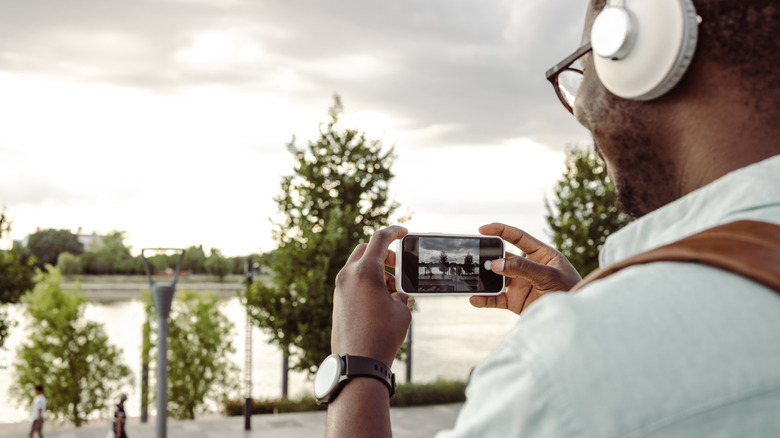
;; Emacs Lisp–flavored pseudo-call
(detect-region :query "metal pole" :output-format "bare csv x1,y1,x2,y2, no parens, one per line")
282,354,289,398
141,363,148,423
406,320,413,383
156,315,169,438
141,310,151,423
244,258,253,431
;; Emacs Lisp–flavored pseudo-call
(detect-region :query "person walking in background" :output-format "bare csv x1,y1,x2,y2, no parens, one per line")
29,384,45,438
112,394,128,438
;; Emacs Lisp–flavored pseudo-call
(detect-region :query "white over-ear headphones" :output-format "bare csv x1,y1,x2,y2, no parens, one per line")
591,0,699,100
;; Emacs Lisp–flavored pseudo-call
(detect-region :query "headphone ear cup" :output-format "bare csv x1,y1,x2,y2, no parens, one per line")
592,0,698,101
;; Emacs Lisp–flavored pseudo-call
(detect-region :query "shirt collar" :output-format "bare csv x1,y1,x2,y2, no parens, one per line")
599,154,780,266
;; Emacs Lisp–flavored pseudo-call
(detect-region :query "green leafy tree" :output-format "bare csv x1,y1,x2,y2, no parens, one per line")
182,245,207,274
147,253,180,273
27,228,83,268
0,206,36,349
229,256,250,275
144,289,238,419
94,231,136,274
56,252,82,276
246,95,399,374
255,250,277,269
79,231,140,274
204,248,232,282
545,147,632,277
10,268,132,426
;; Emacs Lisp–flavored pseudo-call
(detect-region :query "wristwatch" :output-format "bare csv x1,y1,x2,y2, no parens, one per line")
313,354,396,405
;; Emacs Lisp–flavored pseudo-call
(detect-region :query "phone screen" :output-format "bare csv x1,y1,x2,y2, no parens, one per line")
398,234,504,294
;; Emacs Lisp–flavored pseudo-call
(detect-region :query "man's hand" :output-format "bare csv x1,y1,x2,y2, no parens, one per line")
332,225,414,367
469,223,582,315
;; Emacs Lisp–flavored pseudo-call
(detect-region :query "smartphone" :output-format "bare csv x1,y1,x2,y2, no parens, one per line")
396,233,505,295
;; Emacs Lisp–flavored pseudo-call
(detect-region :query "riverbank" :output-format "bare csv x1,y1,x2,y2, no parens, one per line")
59,274,250,302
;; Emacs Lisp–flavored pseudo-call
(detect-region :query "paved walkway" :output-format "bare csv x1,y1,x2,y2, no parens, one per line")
0,403,462,438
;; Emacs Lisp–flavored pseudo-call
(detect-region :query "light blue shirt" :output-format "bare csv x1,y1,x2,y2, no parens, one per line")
438,155,780,437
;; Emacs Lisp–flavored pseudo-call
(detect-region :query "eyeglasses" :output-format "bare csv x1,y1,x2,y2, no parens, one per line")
545,42,592,114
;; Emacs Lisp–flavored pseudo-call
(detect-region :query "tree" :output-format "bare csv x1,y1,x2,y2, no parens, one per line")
545,147,632,277
463,253,475,274
27,228,83,268
10,268,132,426
182,245,207,274
144,289,238,419
245,95,400,374
204,248,232,282
438,251,449,275
87,231,136,274
56,252,82,276
0,206,36,349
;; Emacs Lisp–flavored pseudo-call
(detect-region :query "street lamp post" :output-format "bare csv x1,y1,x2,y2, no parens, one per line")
141,248,185,438
244,258,260,430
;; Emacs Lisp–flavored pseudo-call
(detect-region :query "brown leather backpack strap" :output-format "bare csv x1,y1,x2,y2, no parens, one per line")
570,220,780,293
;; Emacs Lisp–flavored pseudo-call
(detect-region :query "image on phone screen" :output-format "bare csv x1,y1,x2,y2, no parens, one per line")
399,234,504,294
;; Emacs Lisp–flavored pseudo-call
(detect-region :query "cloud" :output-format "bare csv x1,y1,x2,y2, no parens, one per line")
0,0,591,146
0,0,595,255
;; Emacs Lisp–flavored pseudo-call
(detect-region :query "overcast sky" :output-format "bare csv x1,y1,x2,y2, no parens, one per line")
0,0,592,257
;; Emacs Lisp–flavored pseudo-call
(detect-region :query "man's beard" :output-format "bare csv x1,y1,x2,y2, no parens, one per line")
594,116,678,218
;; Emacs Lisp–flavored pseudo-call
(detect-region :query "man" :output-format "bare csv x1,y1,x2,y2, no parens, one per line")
29,385,45,438
113,394,128,438
323,0,780,436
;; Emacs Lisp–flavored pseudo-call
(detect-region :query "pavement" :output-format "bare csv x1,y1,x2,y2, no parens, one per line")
0,403,462,438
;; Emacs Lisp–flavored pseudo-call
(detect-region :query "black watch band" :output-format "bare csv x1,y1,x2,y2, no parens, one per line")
344,354,395,396
314,354,396,405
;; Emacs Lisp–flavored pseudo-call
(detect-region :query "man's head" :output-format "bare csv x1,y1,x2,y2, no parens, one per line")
573,0,779,217
34,385,43,394
119,393,128,403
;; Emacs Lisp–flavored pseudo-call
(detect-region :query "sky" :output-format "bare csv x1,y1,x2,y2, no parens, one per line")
0,0,593,257
419,237,478,265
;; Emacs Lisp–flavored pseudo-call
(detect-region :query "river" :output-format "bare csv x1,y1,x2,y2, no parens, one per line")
0,293,520,423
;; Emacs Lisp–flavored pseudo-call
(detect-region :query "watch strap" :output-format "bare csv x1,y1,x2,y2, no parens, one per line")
343,354,396,399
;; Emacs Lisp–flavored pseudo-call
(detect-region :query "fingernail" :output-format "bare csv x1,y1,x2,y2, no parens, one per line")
407,296,415,309
493,259,505,272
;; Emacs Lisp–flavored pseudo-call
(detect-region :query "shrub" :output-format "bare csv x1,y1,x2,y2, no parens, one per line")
57,252,82,276
222,395,325,416
391,379,467,407
222,379,466,416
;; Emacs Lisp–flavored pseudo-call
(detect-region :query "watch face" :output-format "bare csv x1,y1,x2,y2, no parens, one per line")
314,354,342,399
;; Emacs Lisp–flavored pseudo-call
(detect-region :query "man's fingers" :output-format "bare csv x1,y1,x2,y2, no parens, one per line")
364,226,408,263
469,293,508,310
493,255,561,291
391,291,415,309
384,271,397,292
492,254,551,281
347,242,369,265
479,223,552,257
384,249,397,269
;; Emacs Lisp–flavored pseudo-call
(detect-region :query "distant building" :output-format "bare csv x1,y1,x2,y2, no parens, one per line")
77,232,105,251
